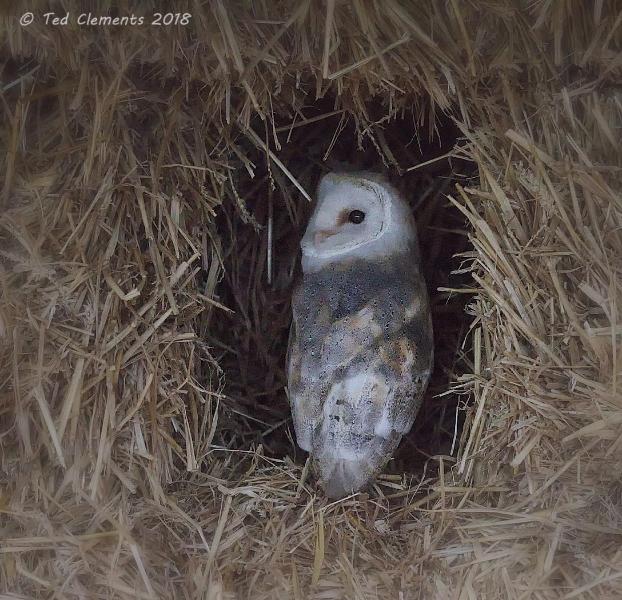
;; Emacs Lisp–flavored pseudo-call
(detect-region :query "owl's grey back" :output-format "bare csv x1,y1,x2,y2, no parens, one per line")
287,248,433,495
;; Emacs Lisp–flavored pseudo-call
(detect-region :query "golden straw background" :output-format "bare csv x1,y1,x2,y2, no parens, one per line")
1,1,621,598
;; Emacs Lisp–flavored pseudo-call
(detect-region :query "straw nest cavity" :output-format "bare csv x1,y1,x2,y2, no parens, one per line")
1,2,621,598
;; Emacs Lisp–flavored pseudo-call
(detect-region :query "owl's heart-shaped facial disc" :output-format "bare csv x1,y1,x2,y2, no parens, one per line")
300,172,417,272
302,177,385,257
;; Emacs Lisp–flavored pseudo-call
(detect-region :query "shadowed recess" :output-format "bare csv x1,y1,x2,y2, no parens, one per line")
208,99,474,482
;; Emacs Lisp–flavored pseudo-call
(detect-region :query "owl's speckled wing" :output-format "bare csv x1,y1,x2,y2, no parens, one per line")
286,254,433,495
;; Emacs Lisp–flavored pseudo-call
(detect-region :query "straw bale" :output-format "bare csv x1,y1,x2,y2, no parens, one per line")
1,1,621,598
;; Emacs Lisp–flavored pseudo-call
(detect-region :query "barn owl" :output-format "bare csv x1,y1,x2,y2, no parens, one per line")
286,172,433,498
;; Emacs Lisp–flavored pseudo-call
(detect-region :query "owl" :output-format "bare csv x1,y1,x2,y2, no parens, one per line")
286,171,433,498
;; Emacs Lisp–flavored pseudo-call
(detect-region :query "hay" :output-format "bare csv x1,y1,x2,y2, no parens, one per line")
1,1,621,598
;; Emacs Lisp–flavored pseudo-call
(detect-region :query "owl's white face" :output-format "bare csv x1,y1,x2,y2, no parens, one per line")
301,173,416,271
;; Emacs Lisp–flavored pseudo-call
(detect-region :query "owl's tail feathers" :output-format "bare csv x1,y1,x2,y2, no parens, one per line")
318,457,372,499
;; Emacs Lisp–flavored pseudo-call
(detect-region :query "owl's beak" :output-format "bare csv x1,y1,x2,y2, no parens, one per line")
314,229,338,244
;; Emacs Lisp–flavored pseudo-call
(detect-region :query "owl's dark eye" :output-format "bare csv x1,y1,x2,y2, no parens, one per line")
348,209,365,224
